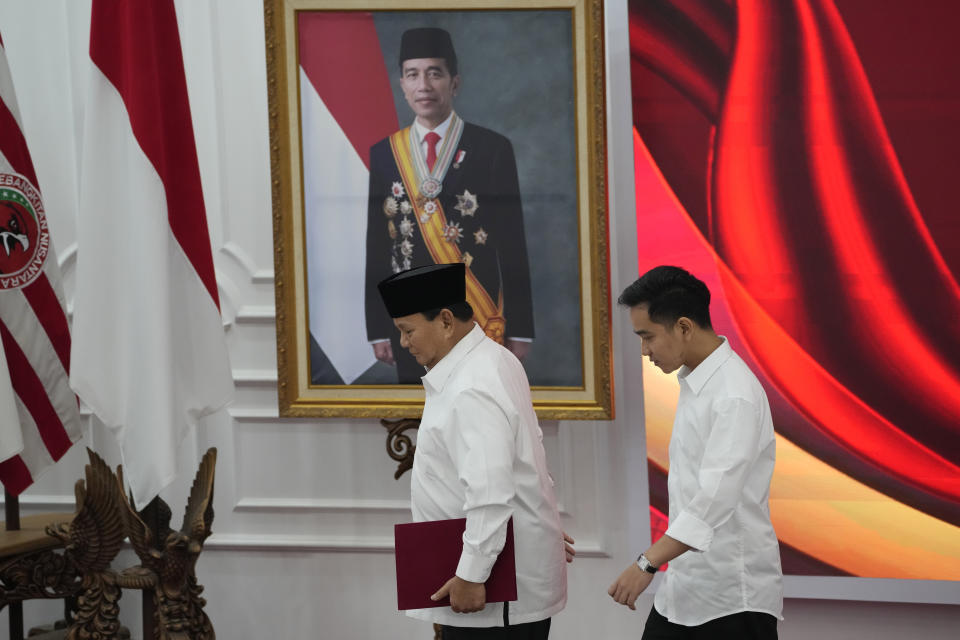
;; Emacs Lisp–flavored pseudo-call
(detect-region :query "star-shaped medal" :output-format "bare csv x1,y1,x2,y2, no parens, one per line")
400,239,414,257
391,182,405,198
461,251,474,268
383,197,398,218
454,190,478,217
474,227,488,245
443,222,464,244
399,217,415,237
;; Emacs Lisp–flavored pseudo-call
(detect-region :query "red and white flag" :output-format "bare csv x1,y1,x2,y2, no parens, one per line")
71,0,232,509
298,12,398,383
0,32,82,495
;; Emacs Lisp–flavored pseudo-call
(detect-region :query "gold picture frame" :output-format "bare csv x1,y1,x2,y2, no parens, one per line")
265,0,611,419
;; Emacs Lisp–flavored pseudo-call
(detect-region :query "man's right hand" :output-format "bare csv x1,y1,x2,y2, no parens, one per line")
372,341,394,365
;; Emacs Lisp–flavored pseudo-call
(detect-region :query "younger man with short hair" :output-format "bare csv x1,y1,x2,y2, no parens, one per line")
608,265,783,639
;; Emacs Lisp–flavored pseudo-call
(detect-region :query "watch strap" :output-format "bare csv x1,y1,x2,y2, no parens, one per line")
636,553,658,574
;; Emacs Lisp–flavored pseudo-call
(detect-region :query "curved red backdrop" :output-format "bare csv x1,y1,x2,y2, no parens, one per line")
629,0,960,578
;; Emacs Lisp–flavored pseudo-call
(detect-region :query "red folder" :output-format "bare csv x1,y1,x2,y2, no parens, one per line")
394,517,517,610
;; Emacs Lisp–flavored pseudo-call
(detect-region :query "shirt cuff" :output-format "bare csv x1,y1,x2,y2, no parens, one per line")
665,510,714,552
456,546,497,584
368,338,390,345
506,337,532,343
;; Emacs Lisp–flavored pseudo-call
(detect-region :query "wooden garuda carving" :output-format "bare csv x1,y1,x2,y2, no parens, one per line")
116,448,217,640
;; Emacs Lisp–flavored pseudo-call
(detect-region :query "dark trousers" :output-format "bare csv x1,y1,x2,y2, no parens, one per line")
642,605,777,640
441,618,551,639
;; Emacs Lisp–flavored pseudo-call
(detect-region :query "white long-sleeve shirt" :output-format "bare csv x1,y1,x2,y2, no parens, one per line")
656,337,784,626
407,323,566,627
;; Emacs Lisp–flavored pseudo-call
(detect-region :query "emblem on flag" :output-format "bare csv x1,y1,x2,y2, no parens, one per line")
0,173,49,291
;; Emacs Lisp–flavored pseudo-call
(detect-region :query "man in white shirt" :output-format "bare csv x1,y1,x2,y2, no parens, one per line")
608,265,783,639
377,262,570,639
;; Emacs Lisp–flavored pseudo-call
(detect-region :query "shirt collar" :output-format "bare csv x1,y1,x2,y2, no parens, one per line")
677,336,732,395
421,322,485,394
413,110,456,145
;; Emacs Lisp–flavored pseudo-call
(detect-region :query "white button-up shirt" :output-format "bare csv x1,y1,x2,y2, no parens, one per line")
407,324,567,627
412,111,454,158
656,338,784,626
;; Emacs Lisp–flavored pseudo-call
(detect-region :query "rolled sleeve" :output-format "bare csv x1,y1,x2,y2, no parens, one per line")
445,389,517,584
665,510,713,551
669,397,764,553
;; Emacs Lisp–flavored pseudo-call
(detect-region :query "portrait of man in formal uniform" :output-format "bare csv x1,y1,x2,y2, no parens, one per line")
299,10,582,390
364,27,535,384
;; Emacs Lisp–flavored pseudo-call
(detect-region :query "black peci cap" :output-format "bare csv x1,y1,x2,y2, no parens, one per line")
377,263,466,318
399,27,458,75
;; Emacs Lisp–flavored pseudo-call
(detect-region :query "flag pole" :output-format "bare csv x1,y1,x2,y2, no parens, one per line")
4,489,24,639
4,488,20,530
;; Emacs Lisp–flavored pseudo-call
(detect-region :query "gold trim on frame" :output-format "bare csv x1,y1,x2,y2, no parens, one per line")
265,0,612,419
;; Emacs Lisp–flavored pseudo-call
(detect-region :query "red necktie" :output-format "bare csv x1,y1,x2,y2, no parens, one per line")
425,131,440,171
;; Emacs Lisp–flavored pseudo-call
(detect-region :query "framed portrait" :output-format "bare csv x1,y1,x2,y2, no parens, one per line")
265,0,611,419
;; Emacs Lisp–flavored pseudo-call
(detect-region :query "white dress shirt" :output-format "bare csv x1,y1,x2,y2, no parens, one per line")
655,337,784,626
407,323,567,627
412,111,454,159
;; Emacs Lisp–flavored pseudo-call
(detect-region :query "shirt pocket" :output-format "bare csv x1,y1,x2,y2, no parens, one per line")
670,406,704,465
414,425,448,480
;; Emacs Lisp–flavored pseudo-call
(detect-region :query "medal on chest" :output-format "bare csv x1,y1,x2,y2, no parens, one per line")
410,113,464,204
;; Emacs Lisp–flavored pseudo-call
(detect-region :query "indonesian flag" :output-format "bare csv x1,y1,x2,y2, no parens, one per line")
0,32,82,495
70,0,232,509
298,12,398,383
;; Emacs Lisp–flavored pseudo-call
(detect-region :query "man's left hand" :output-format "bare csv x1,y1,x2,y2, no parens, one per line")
607,563,655,611
507,339,532,361
563,531,576,563
432,576,486,613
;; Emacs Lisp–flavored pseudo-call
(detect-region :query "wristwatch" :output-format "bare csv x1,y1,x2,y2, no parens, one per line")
636,553,658,574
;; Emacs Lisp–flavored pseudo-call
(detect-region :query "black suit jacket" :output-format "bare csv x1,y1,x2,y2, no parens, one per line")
364,121,534,381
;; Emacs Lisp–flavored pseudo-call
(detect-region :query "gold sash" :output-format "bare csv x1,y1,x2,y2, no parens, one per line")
389,127,506,343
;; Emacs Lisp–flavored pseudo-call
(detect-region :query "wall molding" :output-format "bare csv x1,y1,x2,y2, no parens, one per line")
204,531,608,557
229,406,280,421
219,240,274,285
235,304,277,325
0,494,76,510
232,368,279,387
205,533,396,553
234,497,409,513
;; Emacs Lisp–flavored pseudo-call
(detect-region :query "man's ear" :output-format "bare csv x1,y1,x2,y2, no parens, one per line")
440,308,456,330
676,316,694,338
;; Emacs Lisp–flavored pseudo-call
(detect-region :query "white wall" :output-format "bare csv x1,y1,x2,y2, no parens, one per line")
0,1,957,638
